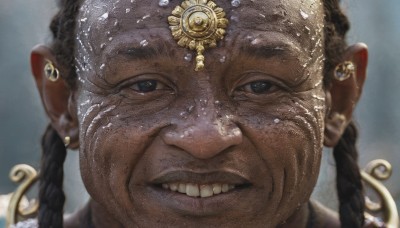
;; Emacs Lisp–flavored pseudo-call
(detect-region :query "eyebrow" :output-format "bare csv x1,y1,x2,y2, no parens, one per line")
240,43,295,60
116,45,162,60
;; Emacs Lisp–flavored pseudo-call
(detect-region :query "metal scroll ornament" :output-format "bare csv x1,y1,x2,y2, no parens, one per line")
168,0,229,71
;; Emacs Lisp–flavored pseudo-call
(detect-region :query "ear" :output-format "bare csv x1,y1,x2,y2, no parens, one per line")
324,43,368,147
31,44,79,149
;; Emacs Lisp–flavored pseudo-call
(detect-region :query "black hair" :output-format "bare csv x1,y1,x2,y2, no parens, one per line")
38,0,364,227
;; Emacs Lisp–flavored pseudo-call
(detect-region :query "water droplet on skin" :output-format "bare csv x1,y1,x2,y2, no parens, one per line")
184,53,193,61
100,43,106,49
230,15,239,22
300,10,309,19
274,118,280,124
214,100,220,105
109,37,113,41
137,14,151,23
80,18,88,22
100,63,105,70
296,32,301,37
219,56,226,63
158,0,169,7
231,0,240,7
140,39,149,47
187,105,195,113
259,13,266,18
99,12,109,21
305,26,310,34
126,8,131,13
131,0,134,3
251,38,260,45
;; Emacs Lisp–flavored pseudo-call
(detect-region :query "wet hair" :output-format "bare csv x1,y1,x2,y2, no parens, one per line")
38,0,364,227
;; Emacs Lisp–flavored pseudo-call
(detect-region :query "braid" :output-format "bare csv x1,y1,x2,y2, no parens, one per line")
37,1,82,226
39,125,67,228
322,1,365,227
333,122,365,227
49,0,82,88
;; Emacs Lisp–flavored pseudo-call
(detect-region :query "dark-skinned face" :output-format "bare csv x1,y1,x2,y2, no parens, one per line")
75,0,326,227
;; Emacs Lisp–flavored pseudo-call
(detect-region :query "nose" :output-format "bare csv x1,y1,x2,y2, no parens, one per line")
161,114,243,160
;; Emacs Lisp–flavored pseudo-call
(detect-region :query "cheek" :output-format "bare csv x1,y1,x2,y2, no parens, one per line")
239,94,325,216
77,95,171,223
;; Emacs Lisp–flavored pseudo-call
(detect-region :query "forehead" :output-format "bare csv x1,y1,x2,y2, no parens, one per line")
78,0,325,50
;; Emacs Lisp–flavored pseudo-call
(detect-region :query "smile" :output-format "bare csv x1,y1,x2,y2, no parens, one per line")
161,183,235,198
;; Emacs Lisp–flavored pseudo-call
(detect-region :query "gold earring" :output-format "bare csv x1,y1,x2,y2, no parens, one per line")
168,0,229,72
64,136,70,147
44,60,60,82
334,61,355,81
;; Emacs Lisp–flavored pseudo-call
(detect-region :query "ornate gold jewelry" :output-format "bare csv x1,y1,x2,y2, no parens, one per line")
44,60,60,82
361,159,399,228
64,136,70,147
168,0,229,71
334,61,355,81
6,164,39,227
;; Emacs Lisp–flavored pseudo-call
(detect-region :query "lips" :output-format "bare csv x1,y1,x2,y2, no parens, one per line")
150,171,251,198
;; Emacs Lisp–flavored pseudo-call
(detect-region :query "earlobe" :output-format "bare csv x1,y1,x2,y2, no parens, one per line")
323,43,368,147
31,44,79,149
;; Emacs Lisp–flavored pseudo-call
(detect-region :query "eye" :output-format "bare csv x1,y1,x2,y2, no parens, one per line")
241,81,276,94
131,80,166,93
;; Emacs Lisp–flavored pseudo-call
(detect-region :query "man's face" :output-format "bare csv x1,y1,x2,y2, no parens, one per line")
75,0,327,226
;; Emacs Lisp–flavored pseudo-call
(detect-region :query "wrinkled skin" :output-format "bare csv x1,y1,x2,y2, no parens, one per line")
73,0,326,227
31,0,368,227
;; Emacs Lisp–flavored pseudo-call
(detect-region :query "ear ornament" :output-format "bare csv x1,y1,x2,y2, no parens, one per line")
44,60,60,82
168,0,229,72
334,61,355,81
64,136,70,148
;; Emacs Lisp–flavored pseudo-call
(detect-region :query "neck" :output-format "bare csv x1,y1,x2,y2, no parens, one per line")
64,199,123,228
277,202,310,228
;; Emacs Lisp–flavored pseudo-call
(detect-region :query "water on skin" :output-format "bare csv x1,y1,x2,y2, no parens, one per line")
300,10,309,19
184,53,193,62
158,0,169,7
231,0,241,7
140,40,149,47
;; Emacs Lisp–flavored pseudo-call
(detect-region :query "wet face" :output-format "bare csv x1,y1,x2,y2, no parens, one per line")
75,0,326,227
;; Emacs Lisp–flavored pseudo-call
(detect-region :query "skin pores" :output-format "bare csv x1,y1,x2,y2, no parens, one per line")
74,0,326,227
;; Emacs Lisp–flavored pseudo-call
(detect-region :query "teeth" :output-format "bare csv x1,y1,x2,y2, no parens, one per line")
178,183,186,193
212,184,221,194
186,183,200,197
200,185,213,198
162,183,236,198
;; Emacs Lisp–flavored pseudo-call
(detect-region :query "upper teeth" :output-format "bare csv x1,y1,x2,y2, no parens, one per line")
162,183,235,198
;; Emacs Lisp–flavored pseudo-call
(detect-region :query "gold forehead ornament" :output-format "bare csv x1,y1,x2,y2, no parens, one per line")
168,0,229,71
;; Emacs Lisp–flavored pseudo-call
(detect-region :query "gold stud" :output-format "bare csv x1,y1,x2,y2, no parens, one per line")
44,60,60,82
168,0,229,71
64,136,70,147
334,61,355,81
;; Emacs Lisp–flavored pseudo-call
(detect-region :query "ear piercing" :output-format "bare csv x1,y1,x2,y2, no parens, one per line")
44,60,60,82
334,61,355,81
64,136,70,148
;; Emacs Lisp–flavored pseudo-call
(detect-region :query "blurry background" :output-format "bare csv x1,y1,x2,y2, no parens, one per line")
0,0,399,223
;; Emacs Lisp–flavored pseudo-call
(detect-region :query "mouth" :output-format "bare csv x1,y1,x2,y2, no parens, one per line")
150,171,252,198
143,171,255,216
160,182,241,198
